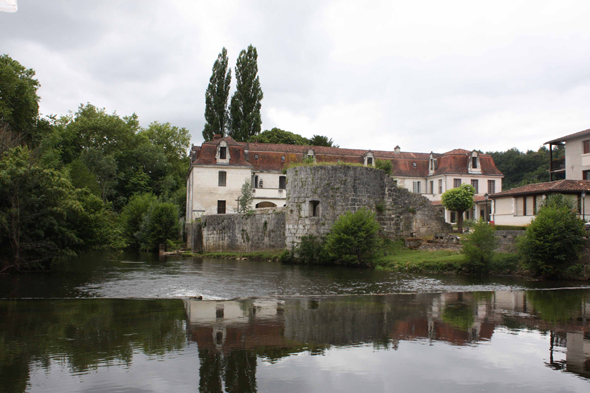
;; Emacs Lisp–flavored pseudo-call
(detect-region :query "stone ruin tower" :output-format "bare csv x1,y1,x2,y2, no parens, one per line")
285,165,451,249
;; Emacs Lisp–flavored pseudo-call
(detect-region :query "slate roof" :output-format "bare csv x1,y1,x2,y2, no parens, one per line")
191,137,503,177
489,180,590,198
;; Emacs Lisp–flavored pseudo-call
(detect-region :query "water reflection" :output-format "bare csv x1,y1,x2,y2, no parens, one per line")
1,290,589,392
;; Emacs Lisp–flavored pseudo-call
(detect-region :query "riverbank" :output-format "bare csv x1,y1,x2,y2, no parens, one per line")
182,240,590,280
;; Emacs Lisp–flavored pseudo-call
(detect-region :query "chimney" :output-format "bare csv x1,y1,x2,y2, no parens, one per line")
213,134,222,140
394,145,401,154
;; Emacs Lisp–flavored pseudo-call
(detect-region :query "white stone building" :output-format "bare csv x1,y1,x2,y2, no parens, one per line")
186,135,503,223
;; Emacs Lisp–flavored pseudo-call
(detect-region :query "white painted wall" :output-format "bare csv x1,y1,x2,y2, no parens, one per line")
187,165,252,218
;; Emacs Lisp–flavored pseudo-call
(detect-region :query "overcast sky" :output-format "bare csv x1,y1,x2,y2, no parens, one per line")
2,0,590,153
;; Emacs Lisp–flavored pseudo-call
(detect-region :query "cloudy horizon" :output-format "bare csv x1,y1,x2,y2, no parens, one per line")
2,0,590,153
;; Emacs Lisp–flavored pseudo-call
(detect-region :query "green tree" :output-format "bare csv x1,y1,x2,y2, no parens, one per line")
138,201,181,251
309,135,338,148
325,207,381,266
67,158,101,196
518,194,585,278
461,219,497,275
119,192,158,248
441,183,475,234
238,180,253,212
487,147,550,190
249,128,309,145
229,45,263,142
202,48,232,141
0,55,40,144
0,146,80,272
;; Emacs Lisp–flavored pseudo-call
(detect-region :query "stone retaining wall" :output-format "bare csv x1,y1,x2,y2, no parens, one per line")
188,208,286,253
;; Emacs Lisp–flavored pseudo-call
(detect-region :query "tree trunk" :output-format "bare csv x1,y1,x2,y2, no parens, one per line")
457,210,464,233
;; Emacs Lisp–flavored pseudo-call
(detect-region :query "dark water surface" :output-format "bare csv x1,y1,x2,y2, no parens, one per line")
0,252,588,299
1,253,590,392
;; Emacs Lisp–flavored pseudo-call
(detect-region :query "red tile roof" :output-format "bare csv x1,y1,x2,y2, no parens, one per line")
191,137,503,177
489,180,590,198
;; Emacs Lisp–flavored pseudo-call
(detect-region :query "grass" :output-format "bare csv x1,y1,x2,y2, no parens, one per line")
283,160,385,174
373,240,520,274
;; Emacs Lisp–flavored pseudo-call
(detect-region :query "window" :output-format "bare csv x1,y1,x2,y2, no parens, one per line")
367,157,373,166
430,181,434,194
253,175,259,188
454,179,461,188
488,180,495,194
217,200,226,214
281,155,285,162
523,197,527,216
450,211,456,223
533,195,537,215
584,170,590,180
219,147,227,159
254,154,259,160
472,156,478,169
471,179,479,193
279,176,286,189
584,140,590,154
413,181,421,193
438,179,443,194
218,171,226,187
309,200,320,217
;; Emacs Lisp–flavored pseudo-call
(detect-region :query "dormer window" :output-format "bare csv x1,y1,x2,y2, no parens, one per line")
216,141,230,163
469,151,481,174
305,149,316,161
364,151,375,166
412,162,417,167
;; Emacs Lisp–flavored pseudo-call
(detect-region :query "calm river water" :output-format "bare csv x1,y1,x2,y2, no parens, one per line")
1,253,589,392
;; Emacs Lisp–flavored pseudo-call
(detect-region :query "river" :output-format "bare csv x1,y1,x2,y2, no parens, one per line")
1,252,589,392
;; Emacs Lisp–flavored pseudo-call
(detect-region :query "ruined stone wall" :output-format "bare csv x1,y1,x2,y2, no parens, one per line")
196,208,286,253
285,165,451,248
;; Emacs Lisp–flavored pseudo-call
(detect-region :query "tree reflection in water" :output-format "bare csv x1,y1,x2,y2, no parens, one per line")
0,290,589,392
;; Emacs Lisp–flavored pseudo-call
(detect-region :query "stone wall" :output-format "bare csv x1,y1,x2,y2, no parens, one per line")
189,208,286,253
285,165,451,248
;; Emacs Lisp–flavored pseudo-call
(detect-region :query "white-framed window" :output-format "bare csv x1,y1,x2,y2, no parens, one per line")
413,181,421,193
218,171,226,187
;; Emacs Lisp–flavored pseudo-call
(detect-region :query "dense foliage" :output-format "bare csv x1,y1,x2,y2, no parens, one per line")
518,194,585,278
324,208,381,266
486,147,551,190
202,47,232,141
238,180,254,213
441,184,475,233
229,45,263,142
249,127,338,147
0,55,188,272
461,220,497,275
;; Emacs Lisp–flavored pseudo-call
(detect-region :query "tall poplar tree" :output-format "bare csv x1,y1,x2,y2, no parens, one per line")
202,48,231,141
229,45,263,142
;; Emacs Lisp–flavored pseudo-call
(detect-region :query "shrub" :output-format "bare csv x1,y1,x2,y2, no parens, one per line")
324,207,381,266
461,219,497,275
119,192,158,248
296,235,333,264
375,159,392,175
518,195,585,278
138,202,181,251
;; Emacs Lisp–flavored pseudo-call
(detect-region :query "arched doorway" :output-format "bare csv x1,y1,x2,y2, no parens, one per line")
255,201,277,208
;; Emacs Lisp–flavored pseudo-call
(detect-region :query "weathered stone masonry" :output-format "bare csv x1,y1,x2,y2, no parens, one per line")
188,165,451,252
188,208,286,253
285,165,451,248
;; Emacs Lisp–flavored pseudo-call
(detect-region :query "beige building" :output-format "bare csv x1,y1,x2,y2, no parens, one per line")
490,128,590,225
186,135,503,223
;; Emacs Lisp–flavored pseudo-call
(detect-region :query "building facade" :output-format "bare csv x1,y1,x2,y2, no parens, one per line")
489,128,590,225
186,135,503,223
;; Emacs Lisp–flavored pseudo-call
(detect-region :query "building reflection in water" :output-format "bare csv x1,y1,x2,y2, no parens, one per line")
184,290,590,391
